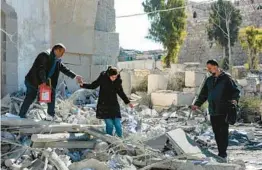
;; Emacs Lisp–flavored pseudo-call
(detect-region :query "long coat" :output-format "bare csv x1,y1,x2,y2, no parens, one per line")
81,71,130,119
194,71,240,116
25,50,76,88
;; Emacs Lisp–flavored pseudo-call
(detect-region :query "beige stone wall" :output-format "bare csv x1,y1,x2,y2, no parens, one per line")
179,1,262,65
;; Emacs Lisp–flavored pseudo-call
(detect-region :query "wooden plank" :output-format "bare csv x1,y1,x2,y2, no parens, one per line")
32,141,95,149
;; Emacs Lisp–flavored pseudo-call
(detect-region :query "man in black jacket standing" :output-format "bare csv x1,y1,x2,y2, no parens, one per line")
19,43,83,119
191,60,240,160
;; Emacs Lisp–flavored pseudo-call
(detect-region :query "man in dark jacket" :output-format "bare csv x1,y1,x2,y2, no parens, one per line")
191,60,240,160
19,43,83,119
80,66,133,137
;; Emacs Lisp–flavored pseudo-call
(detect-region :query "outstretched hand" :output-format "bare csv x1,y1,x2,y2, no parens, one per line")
75,75,84,86
191,105,199,111
129,103,134,108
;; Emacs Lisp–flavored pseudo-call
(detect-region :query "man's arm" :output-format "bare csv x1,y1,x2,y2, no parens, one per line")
194,80,208,107
59,62,76,79
116,79,130,104
36,53,49,84
228,78,241,102
81,74,102,89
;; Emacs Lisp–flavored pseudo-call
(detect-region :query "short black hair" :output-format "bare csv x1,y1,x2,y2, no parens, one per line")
206,59,219,67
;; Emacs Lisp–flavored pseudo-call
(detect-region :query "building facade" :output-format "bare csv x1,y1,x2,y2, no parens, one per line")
1,0,119,96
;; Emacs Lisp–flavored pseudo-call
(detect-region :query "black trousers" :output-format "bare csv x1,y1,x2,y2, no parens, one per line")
210,115,229,158
19,81,56,118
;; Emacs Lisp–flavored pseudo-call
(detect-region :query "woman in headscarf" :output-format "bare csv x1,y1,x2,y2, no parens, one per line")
80,66,133,137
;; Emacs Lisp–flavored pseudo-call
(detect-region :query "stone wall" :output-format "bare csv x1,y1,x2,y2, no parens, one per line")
179,0,262,65
3,0,51,91
1,0,119,92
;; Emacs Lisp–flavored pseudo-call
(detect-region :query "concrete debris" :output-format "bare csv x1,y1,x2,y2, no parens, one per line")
166,128,206,159
69,158,109,170
1,68,262,170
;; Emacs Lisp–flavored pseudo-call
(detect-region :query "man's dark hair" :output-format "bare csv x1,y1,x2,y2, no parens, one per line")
52,43,66,51
207,59,219,67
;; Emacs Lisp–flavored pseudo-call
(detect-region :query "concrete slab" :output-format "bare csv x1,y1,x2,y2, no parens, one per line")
166,128,206,159
232,66,247,79
148,74,168,94
151,91,194,107
120,71,131,96
145,159,242,170
145,134,168,150
185,71,206,87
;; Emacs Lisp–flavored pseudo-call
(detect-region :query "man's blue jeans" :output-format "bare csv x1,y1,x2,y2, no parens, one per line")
104,118,122,137
19,81,56,118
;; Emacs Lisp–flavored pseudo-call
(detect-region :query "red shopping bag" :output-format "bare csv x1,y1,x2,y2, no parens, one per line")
39,84,51,103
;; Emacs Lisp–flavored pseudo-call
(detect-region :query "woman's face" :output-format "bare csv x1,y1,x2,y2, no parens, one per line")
110,75,117,81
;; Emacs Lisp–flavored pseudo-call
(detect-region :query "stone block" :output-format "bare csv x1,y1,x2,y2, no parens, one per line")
170,64,186,72
145,134,168,150
183,87,198,93
148,74,168,94
120,71,131,96
185,71,206,87
61,55,91,91
146,159,242,170
94,31,119,57
95,5,116,32
91,55,116,65
90,65,107,81
244,77,260,92
5,62,18,86
167,72,185,91
166,128,206,159
232,66,247,79
98,0,114,8
50,0,98,28
69,158,109,170
151,91,194,107
131,69,150,91
52,26,95,55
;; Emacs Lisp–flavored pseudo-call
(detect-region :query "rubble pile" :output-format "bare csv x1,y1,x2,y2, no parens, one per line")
1,88,262,170
1,64,262,170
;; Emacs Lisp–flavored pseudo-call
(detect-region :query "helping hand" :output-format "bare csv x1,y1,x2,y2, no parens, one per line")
75,75,84,86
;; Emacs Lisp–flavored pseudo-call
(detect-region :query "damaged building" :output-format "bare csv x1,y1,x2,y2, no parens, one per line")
1,0,119,97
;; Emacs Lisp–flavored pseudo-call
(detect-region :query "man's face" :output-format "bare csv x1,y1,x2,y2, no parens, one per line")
109,75,118,82
206,64,218,75
54,48,65,58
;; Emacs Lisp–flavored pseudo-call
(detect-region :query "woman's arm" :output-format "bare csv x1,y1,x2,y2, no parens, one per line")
81,74,102,89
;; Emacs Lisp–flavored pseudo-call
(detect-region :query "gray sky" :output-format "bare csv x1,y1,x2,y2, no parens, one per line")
115,0,205,51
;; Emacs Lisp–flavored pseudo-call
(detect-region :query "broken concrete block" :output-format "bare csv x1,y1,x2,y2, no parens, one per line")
232,66,247,79
185,71,206,87
244,77,260,92
35,140,92,150
120,71,131,96
145,134,168,150
148,74,168,94
151,91,194,107
69,158,109,170
183,87,198,93
166,128,206,159
170,64,186,72
31,133,90,142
